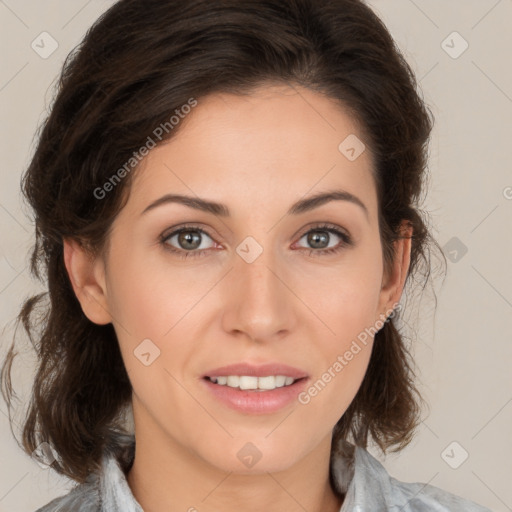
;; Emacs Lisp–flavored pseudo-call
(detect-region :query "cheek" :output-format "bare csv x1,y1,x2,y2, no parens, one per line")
300,247,384,341
297,304,376,431
104,247,215,395
294,249,383,413
105,242,198,339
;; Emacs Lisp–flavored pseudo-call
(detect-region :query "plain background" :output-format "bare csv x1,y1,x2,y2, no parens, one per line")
0,1,511,511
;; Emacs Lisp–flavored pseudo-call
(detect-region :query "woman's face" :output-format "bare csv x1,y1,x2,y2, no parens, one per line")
68,84,408,474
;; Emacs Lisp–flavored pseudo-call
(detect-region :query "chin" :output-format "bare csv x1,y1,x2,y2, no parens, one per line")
191,435,309,475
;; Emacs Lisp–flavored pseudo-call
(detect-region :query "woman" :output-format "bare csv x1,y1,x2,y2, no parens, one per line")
1,0,492,510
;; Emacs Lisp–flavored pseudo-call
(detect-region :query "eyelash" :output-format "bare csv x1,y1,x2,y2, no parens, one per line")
159,222,353,260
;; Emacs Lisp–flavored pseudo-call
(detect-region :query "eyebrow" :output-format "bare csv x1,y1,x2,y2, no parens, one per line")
141,189,369,219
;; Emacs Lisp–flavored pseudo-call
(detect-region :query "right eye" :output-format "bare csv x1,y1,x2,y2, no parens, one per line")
160,225,218,259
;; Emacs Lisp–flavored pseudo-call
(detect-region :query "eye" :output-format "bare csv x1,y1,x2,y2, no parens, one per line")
160,225,216,259
294,223,353,256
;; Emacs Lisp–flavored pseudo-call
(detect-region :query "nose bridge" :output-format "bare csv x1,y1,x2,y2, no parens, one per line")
224,234,295,340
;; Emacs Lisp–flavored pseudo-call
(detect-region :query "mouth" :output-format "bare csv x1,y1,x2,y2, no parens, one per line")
201,363,310,414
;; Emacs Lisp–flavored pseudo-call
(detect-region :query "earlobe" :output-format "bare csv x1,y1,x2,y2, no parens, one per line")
378,222,412,315
63,238,112,325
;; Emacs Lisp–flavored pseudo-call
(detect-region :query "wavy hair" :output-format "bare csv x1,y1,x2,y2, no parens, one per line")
1,0,444,483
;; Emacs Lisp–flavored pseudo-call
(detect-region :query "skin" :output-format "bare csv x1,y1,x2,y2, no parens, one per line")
64,83,411,512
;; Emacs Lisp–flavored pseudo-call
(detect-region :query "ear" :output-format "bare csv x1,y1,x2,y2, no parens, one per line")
377,221,412,319
63,238,112,325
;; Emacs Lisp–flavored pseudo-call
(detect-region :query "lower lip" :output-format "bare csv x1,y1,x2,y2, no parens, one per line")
201,377,309,414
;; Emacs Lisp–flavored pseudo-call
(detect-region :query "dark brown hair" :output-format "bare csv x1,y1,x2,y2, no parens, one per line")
1,0,444,484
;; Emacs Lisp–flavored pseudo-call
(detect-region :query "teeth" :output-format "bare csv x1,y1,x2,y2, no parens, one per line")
208,375,299,390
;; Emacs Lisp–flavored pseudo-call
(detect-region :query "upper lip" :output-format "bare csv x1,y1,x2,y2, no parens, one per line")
203,363,309,379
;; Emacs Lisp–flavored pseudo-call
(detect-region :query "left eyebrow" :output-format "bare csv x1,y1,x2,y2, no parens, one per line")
141,189,369,220
287,190,368,220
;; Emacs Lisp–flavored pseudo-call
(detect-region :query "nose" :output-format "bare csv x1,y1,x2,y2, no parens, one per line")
221,239,297,344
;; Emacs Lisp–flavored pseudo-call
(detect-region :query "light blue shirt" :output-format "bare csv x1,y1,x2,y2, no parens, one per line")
35,433,492,511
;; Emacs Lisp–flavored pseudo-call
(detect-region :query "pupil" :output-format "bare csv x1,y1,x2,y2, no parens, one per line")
309,231,328,249
179,230,201,250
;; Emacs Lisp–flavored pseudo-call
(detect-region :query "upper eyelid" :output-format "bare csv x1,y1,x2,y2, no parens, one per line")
161,224,212,238
297,222,348,237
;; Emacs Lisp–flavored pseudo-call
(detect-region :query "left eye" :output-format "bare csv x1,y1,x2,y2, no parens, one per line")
296,228,345,251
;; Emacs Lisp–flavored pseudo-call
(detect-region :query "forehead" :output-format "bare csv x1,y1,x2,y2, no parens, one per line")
125,84,378,222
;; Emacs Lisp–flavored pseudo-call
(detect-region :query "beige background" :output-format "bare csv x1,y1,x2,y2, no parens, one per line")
0,1,511,511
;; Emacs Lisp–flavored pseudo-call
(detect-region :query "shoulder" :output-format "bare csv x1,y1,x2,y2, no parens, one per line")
35,431,138,512
34,475,100,512
352,446,492,511
34,432,142,512
386,473,492,511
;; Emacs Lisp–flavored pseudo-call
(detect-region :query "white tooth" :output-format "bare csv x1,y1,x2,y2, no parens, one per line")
258,376,276,390
239,376,258,390
284,377,295,386
210,377,218,383
216,376,227,385
275,375,287,388
227,375,240,388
